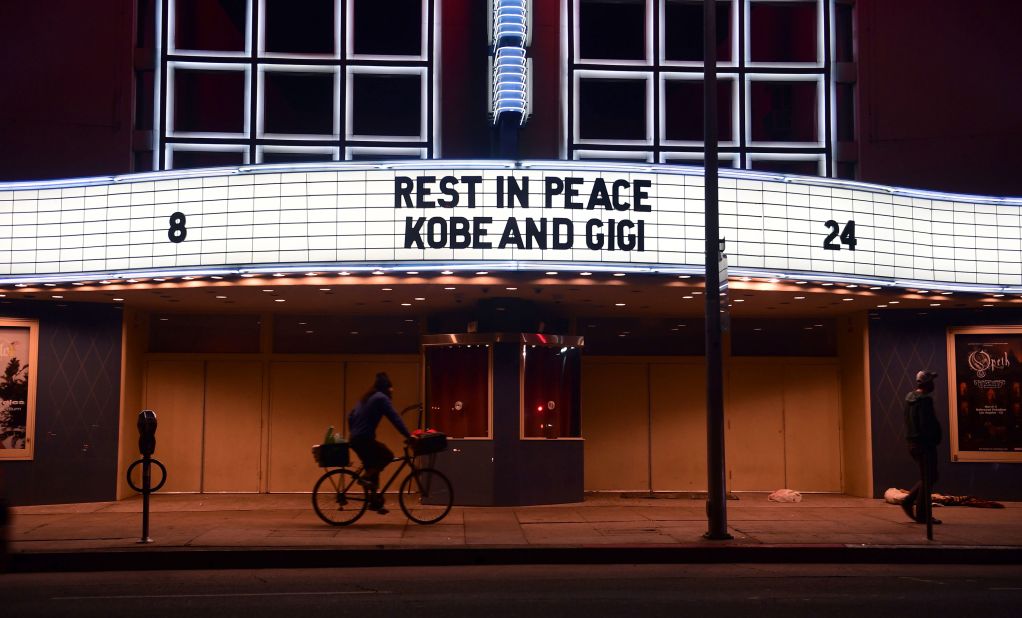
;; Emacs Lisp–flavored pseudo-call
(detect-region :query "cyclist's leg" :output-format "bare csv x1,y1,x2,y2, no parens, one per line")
365,440,394,511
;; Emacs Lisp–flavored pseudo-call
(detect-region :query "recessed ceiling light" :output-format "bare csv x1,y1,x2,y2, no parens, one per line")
940,291,952,295
44,283,57,287
877,304,887,308
382,287,393,291
821,283,833,286
693,291,703,295
406,271,418,274
319,288,331,292
414,297,426,301
930,303,941,307
14,284,27,288
52,295,63,299
983,304,993,307
740,277,751,282
444,287,456,290
889,301,900,304
274,299,286,302
401,302,412,306
240,274,255,278
306,330,314,334
113,298,124,302
339,271,351,276
580,272,592,276
441,270,454,275
846,284,858,288
305,272,318,276
994,294,1005,297
476,271,488,275
505,287,517,291
546,271,558,275
795,281,807,284
615,303,626,306
276,273,290,277
72,282,86,286
215,295,227,299
753,328,763,332
734,299,745,302
869,286,881,290
767,278,779,283
794,296,806,300
814,324,823,327
683,295,694,299
843,298,854,301
350,331,359,335
211,276,223,280
262,289,274,292
613,273,625,277
159,317,169,321
679,275,691,279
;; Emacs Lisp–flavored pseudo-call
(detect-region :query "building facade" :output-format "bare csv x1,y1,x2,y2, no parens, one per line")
1,0,1021,505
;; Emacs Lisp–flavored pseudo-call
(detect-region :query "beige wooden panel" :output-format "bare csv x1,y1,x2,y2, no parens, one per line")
650,363,707,491
783,363,843,491
344,360,421,488
725,361,786,491
267,362,344,492
582,361,649,491
203,361,263,492
143,360,204,492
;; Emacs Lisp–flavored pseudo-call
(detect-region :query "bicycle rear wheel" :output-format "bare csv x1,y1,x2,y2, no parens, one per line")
312,469,369,526
398,468,453,525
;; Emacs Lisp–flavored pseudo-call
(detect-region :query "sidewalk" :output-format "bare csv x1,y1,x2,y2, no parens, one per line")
7,493,1022,572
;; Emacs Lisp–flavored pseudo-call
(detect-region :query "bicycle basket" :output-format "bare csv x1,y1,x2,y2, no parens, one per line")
312,442,349,467
413,432,447,455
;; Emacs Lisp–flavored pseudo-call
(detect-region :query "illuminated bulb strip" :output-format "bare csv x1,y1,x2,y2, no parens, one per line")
490,0,530,125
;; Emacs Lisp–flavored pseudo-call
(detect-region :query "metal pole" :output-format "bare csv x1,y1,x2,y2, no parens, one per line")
923,450,933,540
141,456,152,543
703,0,731,541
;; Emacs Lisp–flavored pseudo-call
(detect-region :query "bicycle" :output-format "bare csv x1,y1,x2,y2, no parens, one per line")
311,435,453,526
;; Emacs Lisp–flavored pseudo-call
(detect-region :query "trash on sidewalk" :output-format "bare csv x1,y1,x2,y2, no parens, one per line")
768,489,802,503
884,487,1006,508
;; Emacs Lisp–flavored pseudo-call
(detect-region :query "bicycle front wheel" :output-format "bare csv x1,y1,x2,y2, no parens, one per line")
312,469,369,526
399,468,453,525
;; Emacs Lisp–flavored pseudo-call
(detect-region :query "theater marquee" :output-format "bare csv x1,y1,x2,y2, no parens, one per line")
0,161,1020,290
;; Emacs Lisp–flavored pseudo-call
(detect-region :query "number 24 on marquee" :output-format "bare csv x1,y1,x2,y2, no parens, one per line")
823,220,856,251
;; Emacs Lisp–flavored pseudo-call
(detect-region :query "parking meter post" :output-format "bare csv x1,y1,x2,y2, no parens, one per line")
134,410,158,544
140,456,152,544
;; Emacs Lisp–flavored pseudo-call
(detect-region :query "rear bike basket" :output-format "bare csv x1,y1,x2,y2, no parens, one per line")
312,442,349,467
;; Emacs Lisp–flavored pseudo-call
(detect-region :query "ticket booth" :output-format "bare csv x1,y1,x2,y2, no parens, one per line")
421,333,584,505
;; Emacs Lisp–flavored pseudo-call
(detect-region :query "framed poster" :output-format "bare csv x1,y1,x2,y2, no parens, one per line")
0,318,38,460
947,326,1022,463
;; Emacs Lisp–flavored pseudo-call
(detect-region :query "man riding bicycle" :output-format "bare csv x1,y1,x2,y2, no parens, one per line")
347,372,413,514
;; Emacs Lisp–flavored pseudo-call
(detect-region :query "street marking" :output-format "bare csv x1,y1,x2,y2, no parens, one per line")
53,591,391,601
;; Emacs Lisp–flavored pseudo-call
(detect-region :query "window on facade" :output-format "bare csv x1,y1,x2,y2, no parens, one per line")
664,78,733,142
172,69,246,134
264,0,335,55
522,346,581,439
273,315,418,353
158,0,435,170
749,0,817,64
579,78,647,140
260,149,336,163
730,318,836,356
351,73,422,137
579,0,646,61
263,71,336,135
150,313,261,353
749,157,821,176
424,346,490,438
170,149,246,169
664,0,731,63
749,80,818,143
173,0,248,52
352,0,422,56
570,0,837,176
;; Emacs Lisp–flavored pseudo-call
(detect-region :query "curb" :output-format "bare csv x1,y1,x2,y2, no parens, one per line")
10,544,1022,573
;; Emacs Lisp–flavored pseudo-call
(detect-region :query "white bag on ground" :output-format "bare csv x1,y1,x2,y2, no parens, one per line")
768,489,803,503
884,487,908,504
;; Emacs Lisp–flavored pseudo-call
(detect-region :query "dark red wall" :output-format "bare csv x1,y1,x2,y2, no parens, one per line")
856,0,1022,196
0,0,135,182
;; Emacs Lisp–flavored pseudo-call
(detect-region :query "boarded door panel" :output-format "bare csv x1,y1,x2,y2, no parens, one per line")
783,363,842,491
344,361,421,487
582,361,649,491
650,363,707,491
725,361,786,491
203,361,263,492
143,360,204,492
268,362,344,492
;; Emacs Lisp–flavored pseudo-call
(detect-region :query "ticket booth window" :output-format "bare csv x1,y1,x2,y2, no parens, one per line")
424,345,490,438
522,346,582,439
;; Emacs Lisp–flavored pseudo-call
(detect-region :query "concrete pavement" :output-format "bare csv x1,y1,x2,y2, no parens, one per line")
6,493,1022,571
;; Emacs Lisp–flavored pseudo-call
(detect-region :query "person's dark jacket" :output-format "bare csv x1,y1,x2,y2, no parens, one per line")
904,390,942,446
348,391,411,440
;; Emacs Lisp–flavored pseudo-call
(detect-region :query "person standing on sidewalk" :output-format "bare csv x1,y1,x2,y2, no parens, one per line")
348,372,413,514
901,370,942,525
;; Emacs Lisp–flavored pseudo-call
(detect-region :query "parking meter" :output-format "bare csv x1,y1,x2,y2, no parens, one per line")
127,409,166,543
138,410,157,457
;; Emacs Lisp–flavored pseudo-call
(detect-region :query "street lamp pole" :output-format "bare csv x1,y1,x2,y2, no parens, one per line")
703,0,731,541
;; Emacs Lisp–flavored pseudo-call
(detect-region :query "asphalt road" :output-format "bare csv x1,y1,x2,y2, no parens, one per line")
2,564,1021,617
